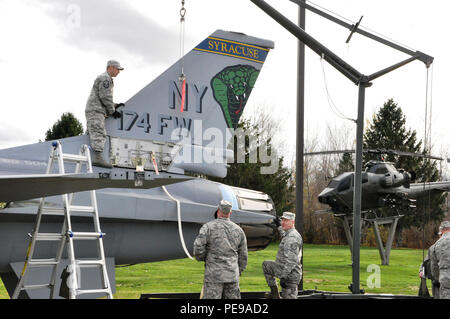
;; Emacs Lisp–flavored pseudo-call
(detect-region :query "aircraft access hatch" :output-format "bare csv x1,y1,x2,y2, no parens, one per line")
110,137,181,171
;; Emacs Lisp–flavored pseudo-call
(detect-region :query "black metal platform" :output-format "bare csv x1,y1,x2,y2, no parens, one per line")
140,290,431,299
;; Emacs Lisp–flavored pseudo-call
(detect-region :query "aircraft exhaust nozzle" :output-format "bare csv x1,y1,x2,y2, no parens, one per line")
241,223,276,251
221,184,277,251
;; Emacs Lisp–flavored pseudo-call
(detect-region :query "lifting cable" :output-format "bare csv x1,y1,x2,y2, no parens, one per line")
179,0,187,113
320,54,356,123
151,152,194,260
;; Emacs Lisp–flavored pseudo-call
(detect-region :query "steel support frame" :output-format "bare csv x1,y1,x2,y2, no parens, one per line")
370,216,402,265
340,214,403,266
250,0,433,294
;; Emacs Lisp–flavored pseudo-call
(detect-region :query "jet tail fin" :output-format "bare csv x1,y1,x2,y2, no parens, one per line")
105,30,274,177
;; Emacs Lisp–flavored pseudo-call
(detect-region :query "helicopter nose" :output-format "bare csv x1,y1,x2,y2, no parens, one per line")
318,189,331,204
318,186,338,205
318,194,328,204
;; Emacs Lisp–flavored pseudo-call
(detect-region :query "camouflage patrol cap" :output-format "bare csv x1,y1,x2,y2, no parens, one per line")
107,60,124,70
438,220,450,235
281,212,295,220
218,199,232,214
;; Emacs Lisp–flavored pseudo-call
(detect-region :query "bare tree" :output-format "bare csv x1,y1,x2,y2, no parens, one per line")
300,122,354,244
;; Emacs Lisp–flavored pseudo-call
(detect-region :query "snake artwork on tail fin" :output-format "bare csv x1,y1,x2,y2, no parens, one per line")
211,65,260,129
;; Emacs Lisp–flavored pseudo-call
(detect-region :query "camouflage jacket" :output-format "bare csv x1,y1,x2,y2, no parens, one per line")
431,232,450,287
275,228,303,281
193,217,248,283
424,243,438,282
85,71,116,116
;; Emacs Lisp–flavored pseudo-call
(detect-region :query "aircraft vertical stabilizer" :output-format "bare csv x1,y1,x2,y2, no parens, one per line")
106,30,274,177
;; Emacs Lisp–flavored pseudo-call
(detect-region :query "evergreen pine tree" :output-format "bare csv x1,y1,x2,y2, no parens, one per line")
336,152,354,176
363,98,445,229
45,112,84,141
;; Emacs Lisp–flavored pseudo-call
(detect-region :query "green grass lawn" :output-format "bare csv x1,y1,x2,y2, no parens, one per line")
0,243,426,299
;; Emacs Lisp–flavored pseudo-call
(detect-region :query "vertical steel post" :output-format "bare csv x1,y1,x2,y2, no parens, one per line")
250,0,426,295
296,1,306,291
352,83,367,294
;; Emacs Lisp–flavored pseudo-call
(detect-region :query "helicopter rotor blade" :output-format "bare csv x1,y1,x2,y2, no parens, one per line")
304,148,443,160
304,150,355,156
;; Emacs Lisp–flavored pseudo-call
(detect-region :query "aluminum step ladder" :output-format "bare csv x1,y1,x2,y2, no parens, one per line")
12,141,113,299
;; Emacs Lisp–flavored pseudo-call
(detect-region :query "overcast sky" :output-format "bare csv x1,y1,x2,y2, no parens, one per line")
1,0,449,170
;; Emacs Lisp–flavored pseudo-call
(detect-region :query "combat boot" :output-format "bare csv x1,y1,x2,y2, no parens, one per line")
264,285,280,299
92,151,112,169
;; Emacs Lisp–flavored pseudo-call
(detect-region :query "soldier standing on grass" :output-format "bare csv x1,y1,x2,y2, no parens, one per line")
262,212,303,299
419,242,439,298
193,200,248,299
430,220,450,299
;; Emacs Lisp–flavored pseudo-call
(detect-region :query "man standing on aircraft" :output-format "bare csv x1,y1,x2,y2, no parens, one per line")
430,220,450,299
262,212,303,299
85,60,124,168
193,200,248,299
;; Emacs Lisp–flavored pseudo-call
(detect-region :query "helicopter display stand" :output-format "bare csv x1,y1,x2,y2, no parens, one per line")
363,214,403,265
336,212,403,265
335,214,355,259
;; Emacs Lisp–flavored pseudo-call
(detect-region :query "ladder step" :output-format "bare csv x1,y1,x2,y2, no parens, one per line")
28,258,59,266
41,205,95,215
41,207,65,215
22,284,51,291
59,153,89,163
77,260,104,267
69,205,95,213
69,232,104,240
76,288,110,296
35,233,64,241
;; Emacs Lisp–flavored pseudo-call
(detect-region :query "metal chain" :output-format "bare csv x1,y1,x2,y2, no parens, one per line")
179,0,186,78
180,0,186,21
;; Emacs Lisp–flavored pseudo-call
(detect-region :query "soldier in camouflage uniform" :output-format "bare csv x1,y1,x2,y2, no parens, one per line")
193,200,248,299
430,220,450,299
419,242,439,298
85,60,124,168
262,212,303,299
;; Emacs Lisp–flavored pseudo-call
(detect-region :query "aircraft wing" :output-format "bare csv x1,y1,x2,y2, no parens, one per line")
0,171,192,202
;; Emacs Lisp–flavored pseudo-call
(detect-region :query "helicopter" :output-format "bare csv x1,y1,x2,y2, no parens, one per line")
0,30,278,298
307,149,450,265
310,149,450,214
